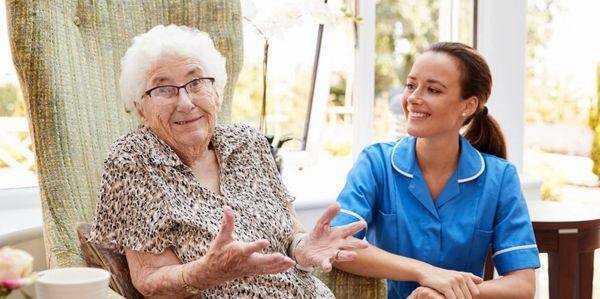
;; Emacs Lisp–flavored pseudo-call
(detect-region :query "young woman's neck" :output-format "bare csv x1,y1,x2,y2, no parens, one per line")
415,132,460,174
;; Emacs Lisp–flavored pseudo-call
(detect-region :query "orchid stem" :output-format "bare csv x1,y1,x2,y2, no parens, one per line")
260,40,269,134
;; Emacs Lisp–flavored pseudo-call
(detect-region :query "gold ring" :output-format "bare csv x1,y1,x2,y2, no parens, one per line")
334,250,342,261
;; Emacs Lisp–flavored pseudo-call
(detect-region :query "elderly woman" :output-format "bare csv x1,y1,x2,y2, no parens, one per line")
89,25,367,298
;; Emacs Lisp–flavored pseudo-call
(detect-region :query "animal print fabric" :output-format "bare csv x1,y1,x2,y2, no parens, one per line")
89,124,333,298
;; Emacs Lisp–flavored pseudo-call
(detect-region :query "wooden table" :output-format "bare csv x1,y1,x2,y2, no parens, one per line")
527,201,600,299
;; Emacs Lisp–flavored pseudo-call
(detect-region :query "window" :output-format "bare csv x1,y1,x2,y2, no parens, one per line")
233,0,476,198
234,3,358,156
373,0,475,142
233,0,359,199
523,0,600,201
0,0,37,189
522,3,600,294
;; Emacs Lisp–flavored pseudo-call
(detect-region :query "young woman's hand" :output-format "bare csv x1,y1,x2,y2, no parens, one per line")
294,203,369,272
408,286,445,299
417,265,482,299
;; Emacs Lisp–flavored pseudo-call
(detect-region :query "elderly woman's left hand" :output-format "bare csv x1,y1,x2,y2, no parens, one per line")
294,203,369,272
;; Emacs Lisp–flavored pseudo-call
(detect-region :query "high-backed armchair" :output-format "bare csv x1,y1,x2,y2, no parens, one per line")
6,0,385,297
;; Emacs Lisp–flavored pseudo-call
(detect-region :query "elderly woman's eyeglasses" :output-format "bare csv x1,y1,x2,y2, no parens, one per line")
142,77,215,101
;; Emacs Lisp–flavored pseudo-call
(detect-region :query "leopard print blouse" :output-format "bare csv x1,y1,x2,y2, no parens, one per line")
89,124,333,298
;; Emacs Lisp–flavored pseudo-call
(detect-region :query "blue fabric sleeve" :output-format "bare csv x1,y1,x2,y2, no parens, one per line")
492,164,541,275
330,146,381,239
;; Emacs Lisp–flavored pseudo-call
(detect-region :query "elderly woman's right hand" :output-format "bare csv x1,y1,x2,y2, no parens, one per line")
188,206,296,286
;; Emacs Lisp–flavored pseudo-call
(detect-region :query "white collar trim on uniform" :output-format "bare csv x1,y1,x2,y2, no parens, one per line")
391,140,414,178
457,150,485,183
391,135,485,183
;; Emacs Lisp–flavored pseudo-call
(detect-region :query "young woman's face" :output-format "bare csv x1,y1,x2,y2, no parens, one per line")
401,51,477,139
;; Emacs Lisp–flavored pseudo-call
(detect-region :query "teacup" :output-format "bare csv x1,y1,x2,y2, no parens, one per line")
35,267,110,299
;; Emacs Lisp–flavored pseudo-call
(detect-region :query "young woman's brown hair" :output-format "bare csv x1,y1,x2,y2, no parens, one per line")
427,42,507,159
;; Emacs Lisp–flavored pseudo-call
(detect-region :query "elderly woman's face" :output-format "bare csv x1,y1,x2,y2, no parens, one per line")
135,56,219,152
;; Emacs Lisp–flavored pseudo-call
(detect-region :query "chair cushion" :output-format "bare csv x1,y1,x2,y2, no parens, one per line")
76,223,143,299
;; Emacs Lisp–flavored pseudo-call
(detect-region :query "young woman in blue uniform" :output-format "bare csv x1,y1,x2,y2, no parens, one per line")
329,42,540,298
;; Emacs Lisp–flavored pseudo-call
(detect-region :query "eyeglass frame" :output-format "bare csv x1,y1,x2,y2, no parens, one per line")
141,77,216,100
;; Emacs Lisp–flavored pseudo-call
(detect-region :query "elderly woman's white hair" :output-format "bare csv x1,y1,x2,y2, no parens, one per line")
120,24,227,114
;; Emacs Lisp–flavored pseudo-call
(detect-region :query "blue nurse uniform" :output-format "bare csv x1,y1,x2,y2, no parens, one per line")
331,135,540,298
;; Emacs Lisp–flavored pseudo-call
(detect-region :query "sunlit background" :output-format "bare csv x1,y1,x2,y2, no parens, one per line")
3,0,599,199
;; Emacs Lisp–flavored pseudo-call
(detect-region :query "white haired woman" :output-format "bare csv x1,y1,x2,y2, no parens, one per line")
89,25,367,298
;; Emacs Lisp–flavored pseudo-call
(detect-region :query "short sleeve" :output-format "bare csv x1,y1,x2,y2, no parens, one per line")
491,164,541,275
330,146,381,239
88,158,175,255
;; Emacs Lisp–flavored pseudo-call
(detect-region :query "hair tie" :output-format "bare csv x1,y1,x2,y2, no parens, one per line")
481,106,488,116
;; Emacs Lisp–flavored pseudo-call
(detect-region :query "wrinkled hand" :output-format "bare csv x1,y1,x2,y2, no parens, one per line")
294,203,369,272
418,265,482,299
195,206,295,284
408,286,445,299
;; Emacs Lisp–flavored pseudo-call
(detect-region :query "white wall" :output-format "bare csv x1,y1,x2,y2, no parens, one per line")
476,0,528,172
352,0,375,159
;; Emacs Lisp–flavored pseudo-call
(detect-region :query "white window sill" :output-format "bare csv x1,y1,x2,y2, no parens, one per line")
0,187,43,247
281,156,352,209
0,208,43,247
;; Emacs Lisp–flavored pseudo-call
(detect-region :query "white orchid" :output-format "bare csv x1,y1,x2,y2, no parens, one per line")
242,0,339,40
305,0,342,26
241,0,342,134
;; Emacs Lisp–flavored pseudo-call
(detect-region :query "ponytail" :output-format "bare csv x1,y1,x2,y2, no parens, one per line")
463,107,507,159
428,42,507,159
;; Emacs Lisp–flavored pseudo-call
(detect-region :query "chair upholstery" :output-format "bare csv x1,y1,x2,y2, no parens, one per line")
6,0,385,297
314,268,387,299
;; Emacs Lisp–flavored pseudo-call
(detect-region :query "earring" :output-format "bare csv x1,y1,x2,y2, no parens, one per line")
462,112,468,117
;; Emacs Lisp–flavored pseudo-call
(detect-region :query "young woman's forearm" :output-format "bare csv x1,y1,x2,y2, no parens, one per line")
476,269,535,299
333,242,484,299
332,244,427,282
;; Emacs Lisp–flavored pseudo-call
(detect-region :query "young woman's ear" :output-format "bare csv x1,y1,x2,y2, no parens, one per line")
462,96,479,117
